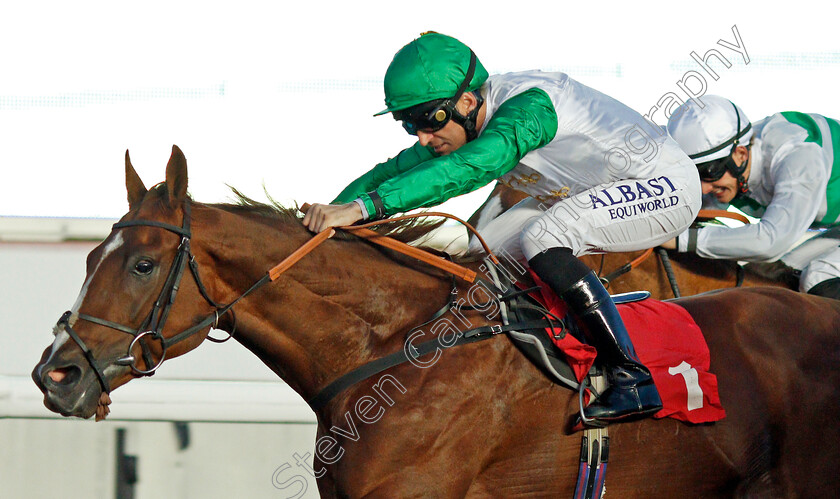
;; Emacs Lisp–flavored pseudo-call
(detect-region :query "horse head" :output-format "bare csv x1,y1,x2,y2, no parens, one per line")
32,145,452,422
32,145,218,420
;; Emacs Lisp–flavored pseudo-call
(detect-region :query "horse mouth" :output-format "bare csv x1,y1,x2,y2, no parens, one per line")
33,364,104,419
42,390,97,419
41,388,111,421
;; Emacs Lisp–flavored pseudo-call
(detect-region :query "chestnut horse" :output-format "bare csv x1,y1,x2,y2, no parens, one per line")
468,183,795,298
33,147,840,497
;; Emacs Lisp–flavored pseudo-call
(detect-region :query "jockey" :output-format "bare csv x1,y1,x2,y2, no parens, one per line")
666,95,840,299
304,32,701,427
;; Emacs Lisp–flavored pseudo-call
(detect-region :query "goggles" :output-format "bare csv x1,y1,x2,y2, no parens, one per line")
696,156,733,182
394,99,453,135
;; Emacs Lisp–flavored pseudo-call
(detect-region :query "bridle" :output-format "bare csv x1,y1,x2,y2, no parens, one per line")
55,199,241,394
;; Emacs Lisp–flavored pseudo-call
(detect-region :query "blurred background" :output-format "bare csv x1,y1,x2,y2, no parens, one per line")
3,1,838,220
1,1,837,497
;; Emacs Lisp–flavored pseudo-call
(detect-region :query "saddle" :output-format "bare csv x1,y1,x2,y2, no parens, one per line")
482,259,647,394
482,258,725,426
484,261,653,499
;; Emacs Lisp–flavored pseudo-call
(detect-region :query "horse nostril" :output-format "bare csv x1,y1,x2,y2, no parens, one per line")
45,366,81,386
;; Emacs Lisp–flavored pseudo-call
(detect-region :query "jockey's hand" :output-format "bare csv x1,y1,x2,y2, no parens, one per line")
659,238,677,250
303,202,364,233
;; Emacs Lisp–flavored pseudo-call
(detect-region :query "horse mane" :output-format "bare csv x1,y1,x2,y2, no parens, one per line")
202,188,473,277
210,188,449,246
141,183,470,276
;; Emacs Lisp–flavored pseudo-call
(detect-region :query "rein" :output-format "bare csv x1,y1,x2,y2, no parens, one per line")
599,248,654,288
59,201,746,403
51,199,761,498
302,204,502,280
696,209,751,225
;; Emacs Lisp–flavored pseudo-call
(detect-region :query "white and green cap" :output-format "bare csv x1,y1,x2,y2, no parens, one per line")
667,95,753,164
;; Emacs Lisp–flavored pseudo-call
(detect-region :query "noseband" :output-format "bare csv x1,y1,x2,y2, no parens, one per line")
55,199,234,394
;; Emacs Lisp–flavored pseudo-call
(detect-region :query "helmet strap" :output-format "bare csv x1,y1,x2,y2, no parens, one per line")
734,173,750,197
690,101,752,198
731,145,752,197
442,50,482,141
450,90,485,142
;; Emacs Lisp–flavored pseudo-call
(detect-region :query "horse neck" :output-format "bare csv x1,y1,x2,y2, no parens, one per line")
191,204,451,400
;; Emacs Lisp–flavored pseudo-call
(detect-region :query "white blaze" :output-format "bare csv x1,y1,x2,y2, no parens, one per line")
71,232,125,314
47,232,125,361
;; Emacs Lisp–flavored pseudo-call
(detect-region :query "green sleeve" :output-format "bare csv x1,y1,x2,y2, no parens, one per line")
332,142,437,204
358,87,558,215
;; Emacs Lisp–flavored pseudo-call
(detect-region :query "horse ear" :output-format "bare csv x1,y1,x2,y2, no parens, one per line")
165,145,188,206
125,149,147,211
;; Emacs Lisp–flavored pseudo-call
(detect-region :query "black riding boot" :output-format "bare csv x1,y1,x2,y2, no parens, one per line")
529,248,662,427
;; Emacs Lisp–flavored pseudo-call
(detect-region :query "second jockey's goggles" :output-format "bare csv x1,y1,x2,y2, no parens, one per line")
696,155,736,182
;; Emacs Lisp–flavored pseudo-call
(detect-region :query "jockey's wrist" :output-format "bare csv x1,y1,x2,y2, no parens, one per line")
677,228,699,253
353,198,370,220
366,191,386,218
358,191,386,219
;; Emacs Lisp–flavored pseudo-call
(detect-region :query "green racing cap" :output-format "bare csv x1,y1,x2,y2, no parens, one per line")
374,32,489,116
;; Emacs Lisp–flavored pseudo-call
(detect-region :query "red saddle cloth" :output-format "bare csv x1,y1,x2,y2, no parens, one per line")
529,273,726,424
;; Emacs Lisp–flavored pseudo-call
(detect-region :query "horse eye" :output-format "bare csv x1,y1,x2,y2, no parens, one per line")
134,260,154,275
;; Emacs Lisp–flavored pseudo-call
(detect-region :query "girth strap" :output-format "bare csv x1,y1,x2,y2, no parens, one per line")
574,374,610,499
307,318,551,411
574,431,609,499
